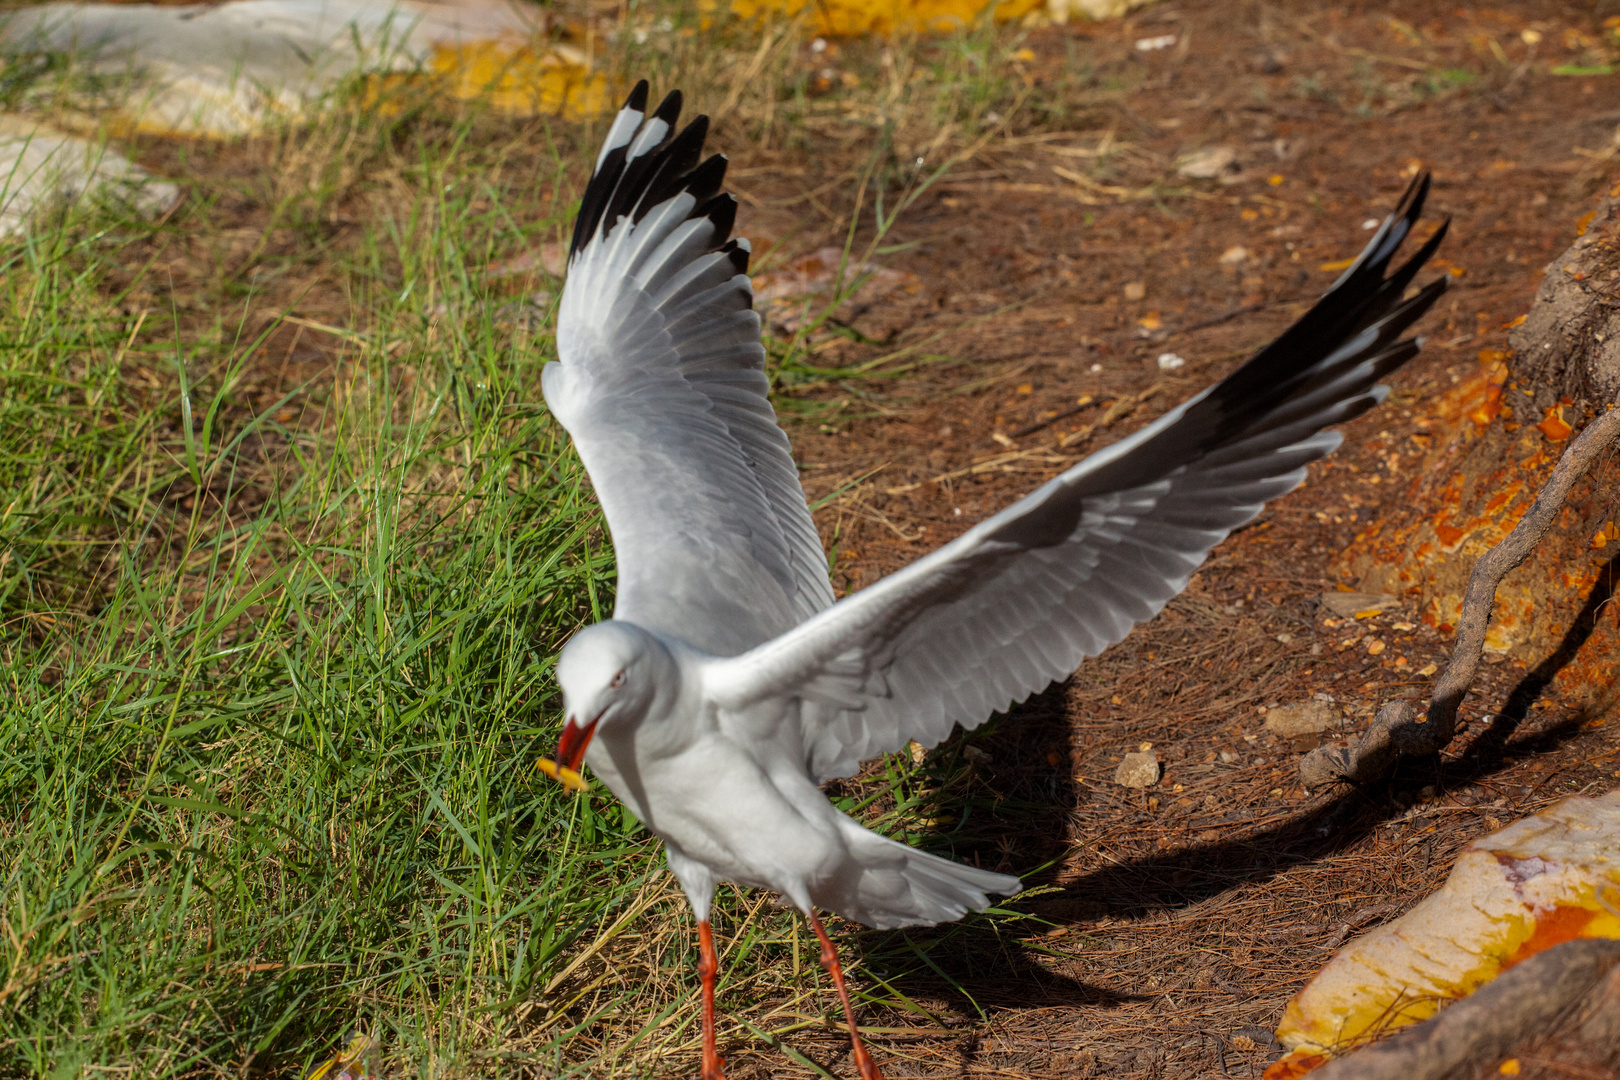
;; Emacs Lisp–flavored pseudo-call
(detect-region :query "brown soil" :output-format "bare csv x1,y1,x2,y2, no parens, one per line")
713,2,1620,1077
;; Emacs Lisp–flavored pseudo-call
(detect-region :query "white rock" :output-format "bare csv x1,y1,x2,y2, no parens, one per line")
1114,751,1160,788
1219,245,1251,265
1276,791,1620,1061
0,118,178,237
1,0,583,138
1156,352,1186,371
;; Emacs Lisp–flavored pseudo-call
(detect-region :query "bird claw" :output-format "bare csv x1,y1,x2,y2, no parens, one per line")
700,1053,727,1080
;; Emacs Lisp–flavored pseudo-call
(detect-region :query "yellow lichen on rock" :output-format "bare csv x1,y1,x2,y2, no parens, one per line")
1273,792,1620,1068
426,41,610,120
727,0,1154,37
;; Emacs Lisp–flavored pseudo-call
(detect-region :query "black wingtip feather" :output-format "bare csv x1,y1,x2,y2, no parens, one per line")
652,89,682,127
700,194,738,243
569,85,746,265
721,238,750,275
1067,170,1447,499
631,120,714,223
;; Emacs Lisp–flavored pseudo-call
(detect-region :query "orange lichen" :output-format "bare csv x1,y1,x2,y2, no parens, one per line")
1262,1053,1327,1079
1538,405,1574,441
1435,523,1467,547
1274,795,1620,1068
1500,902,1599,969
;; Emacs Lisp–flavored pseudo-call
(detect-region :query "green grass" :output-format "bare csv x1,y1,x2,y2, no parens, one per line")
0,16,1053,1076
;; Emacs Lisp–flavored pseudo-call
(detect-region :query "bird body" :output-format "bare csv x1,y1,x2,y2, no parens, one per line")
538,80,1448,1080
558,621,1020,928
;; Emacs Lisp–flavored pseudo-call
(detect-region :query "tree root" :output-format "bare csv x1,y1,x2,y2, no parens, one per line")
1301,402,1620,791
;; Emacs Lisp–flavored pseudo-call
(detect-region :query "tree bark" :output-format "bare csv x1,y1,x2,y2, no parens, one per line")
1335,188,1620,716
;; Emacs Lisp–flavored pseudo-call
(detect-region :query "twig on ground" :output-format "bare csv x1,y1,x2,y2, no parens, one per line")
1300,401,1620,790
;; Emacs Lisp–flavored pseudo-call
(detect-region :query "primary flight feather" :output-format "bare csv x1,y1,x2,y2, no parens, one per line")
539,80,1447,1080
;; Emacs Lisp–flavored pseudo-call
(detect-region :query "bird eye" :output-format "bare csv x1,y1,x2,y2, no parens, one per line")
610,669,626,689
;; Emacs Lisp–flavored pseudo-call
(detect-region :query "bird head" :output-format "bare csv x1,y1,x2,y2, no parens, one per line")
538,621,659,793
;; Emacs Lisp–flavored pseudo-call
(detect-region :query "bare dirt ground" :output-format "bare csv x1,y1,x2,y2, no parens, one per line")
710,2,1620,1077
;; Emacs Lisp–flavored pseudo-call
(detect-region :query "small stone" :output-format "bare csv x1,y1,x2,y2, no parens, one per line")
1220,245,1251,265
1157,352,1186,371
1319,591,1397,618
1115,751,1160,788
962,745,993,769
1176,145,1238,179
1265,699,1340,737
1123,281,1146,301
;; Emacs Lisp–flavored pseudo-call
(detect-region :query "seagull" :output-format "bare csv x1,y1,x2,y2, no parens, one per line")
536,80,1446,1080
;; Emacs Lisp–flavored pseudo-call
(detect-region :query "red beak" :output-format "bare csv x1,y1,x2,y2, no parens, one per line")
536,714,600,793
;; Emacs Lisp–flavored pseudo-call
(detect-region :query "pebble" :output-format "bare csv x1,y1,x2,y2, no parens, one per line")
1175,145,1237,178
1319,591,1397,618
1114,751,1160,788
1265,699,1340,737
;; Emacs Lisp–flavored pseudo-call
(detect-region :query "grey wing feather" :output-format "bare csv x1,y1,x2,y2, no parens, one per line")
547,83,833,656
707,174,1448,779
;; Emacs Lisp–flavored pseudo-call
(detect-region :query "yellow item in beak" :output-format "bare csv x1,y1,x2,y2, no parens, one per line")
536,757,590,792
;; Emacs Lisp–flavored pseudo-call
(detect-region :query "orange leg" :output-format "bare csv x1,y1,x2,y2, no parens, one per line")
697,920,727,1080
808,910,886,1080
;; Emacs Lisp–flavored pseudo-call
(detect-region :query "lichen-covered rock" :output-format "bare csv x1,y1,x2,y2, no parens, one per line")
1508,188,1620,407
1272,791,1620,1070
0,0,610,138
729,0,1159,38
1335,190,1620,697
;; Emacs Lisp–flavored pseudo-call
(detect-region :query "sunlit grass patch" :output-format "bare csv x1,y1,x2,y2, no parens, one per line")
0,10,1059,1073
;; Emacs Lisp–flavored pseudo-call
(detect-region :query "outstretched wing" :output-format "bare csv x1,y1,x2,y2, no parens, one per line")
546,82,833,656
706,175,1448,780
